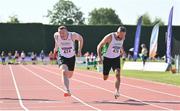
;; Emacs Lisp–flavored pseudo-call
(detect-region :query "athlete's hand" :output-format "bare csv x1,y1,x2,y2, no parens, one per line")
77,50,82,57
54,48,57,53
97,56,103,64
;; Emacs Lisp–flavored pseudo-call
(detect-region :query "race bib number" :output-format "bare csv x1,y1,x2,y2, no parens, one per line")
62,47,72,54
112,46,121,53
63,49,71,53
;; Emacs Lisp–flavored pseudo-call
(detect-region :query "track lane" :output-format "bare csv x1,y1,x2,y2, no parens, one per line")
0,65,22,110
34,65,172,110
21,65,100,110
11,65,96,110
42,65,180,110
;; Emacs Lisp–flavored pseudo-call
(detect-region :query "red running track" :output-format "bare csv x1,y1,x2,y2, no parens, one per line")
0,64,180,110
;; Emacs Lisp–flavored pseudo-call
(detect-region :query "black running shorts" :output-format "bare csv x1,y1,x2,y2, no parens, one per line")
103,56,120,75
58,56,76,71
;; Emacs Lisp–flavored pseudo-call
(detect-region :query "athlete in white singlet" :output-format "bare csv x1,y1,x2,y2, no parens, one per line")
97,26,126,99
54,26,83,97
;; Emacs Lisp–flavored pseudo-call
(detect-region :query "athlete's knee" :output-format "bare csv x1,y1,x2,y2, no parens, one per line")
60,64,68,71
67,71,73,78
115,69,120,78
115,68,120,74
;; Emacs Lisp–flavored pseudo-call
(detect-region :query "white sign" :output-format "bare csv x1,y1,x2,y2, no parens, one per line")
123,62,143,70
123,61,168,72
143,62,168,72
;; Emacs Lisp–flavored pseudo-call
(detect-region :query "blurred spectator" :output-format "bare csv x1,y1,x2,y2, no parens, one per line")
14,50,20,64
1,51,6,65
31,52,37,64
128,48,133,60
49,51,54,64
20,51,26,64
84,52,90,69
40,50,45,62
90,52,97,69
127,52,133,60
140,44,148,66
8,51,13,64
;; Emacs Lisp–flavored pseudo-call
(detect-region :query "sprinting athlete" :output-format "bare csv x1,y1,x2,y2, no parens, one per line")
54,26,83,97
97,26,126,99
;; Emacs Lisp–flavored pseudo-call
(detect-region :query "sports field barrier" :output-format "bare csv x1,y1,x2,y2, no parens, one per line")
0,23,180,57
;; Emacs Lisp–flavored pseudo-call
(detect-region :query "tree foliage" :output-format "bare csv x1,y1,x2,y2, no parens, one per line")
7,15,20,23
137,13,164,26
47,0,85,25
88,8,122,25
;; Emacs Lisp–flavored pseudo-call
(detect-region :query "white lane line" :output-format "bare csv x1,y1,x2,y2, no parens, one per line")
35,66,172,110
75,71,180,99
21,65,101,111
77,68,180,88
123,76,180,88
9,65,28,111
44,66,180,98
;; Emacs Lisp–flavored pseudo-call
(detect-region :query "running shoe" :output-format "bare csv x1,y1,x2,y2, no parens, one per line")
64,91,71,97
114,91,120,99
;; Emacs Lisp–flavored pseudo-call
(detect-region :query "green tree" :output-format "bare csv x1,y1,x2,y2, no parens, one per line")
47,0,85,25
137,13,164,26
7,15,20,23
88,8,122,25
138,13,152,26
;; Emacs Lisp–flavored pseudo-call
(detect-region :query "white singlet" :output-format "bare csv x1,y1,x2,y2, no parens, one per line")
104,33,124,58
54,32,75,58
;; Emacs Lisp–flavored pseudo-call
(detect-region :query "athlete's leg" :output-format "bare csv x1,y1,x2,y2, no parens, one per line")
115,68,121,92
103,57,111,80
114,68,121,99
112,56,121,99
59,55,75,97
59,56,75,96
59,64,72,95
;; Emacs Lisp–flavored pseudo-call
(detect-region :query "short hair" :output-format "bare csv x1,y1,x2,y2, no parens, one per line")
58,25,67,31
117,26,126,32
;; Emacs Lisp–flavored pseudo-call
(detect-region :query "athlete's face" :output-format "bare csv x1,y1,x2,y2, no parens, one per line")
117,32,126,40
59,29,68,40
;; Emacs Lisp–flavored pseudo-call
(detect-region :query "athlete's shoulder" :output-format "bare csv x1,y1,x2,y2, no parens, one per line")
54,32,59,36
105,32,115,40
106,32,115,37
70,32,80,36
54,32,59,38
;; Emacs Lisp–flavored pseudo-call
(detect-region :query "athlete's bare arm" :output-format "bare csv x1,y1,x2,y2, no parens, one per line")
97,34,112,63
120,47,124,57
53,32,59,53
72,32,84,56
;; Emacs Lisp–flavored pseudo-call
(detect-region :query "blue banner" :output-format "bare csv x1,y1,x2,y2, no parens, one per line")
166,7,173,64
133,16,142,60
